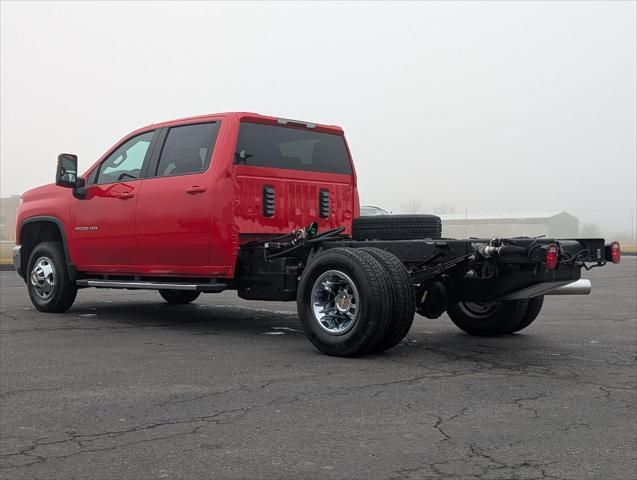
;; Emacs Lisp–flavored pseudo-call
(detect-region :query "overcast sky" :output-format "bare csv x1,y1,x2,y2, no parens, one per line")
1,1,635,233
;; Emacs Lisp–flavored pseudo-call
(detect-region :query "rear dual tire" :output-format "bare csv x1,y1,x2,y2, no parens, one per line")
360,248,416,353
297,247,415,357
297,248,392,357
510,296,544,333
446,296,545,336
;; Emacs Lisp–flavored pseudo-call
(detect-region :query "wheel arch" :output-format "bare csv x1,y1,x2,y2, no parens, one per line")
19,216,76,281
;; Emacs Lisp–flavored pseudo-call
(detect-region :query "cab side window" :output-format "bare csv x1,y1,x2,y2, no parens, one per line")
94,131,155,184
155,122,220,177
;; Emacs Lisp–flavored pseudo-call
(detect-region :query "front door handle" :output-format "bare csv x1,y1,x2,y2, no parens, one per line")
186,186,207,194
117,192,135,200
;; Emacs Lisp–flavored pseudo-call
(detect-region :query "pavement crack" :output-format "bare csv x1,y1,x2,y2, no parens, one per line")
432,407,470,444
513,392,545,417
158,385,247,407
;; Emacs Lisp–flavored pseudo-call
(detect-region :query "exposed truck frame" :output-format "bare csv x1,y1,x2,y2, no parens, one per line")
13,112,621,356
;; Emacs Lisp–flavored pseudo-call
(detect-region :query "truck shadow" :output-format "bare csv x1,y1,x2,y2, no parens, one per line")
71,299,301,336
68,298,567,370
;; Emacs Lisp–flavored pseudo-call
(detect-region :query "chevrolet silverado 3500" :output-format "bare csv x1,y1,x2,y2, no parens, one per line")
13,112,621,356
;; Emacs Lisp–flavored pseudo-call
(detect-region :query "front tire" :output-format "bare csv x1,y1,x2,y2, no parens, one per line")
446,299,528,336
159,290,201,304
27,241,77,313
297,248,393,357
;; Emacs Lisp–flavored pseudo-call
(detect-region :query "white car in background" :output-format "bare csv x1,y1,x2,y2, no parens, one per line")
360,205,390,216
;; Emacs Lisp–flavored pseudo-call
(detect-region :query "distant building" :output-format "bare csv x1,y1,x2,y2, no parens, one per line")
439,212,579,239
0,200,582,242
0,196,21,241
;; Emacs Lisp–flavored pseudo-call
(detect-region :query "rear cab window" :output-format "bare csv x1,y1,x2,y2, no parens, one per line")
234,123,352,174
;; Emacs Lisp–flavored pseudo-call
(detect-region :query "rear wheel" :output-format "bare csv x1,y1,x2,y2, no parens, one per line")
446,299,528,336
159,290,201,304
509,296,544,333
27,241,77,313
297,248,393,357
360,247,416,353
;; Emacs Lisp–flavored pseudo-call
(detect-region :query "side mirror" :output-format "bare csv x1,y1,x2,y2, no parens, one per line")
56,153,79,188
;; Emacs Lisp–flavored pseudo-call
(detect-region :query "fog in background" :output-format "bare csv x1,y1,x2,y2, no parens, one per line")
1,1,635,235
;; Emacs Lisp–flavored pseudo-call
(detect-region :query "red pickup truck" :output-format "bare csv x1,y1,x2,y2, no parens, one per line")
13,112,621,356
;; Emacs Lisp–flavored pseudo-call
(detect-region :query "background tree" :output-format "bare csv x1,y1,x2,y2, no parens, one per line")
433,203,458,215
401,198,422,214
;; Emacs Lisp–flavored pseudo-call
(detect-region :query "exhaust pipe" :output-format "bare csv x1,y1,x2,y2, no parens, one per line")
545,279,591,296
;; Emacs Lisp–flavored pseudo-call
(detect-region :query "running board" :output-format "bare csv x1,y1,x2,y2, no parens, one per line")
76,279,226,293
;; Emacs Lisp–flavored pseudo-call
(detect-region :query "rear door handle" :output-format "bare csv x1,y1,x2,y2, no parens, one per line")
186,186,207,194
118,192,135,200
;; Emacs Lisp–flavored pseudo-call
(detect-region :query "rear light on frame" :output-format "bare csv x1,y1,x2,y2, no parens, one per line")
545,243,560,270
610,241,621,264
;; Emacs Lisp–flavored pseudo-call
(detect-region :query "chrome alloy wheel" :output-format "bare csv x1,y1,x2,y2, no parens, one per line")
30,256,56,299
458,301,500,319
311,270,359,335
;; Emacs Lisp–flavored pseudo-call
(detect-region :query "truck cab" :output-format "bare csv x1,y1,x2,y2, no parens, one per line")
15,112,359,280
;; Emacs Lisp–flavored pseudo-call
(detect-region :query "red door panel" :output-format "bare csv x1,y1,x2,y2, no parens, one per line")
70,181,140,269
135,173,211,270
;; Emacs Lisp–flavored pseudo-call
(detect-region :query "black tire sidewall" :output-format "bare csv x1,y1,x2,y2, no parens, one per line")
159,290,201,304
27,241,76,312
509,296,544,333
352,214,442,241
447,299,528,336
297,250,386,356
361,247,416,352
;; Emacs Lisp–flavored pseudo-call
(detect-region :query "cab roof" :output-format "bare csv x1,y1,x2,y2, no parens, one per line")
146,112,344,135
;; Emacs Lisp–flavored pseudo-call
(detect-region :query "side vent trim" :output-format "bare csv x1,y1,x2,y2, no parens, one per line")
263,185,275,217
319,189,330,219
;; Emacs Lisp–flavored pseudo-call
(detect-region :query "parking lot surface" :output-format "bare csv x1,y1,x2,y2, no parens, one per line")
1,259,635,480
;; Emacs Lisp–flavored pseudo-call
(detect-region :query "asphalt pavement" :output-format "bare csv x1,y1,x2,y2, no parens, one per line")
1,259,635,480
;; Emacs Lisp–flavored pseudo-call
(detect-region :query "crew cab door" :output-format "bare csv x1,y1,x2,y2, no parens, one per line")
135,122,221,272
70,130,157,270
